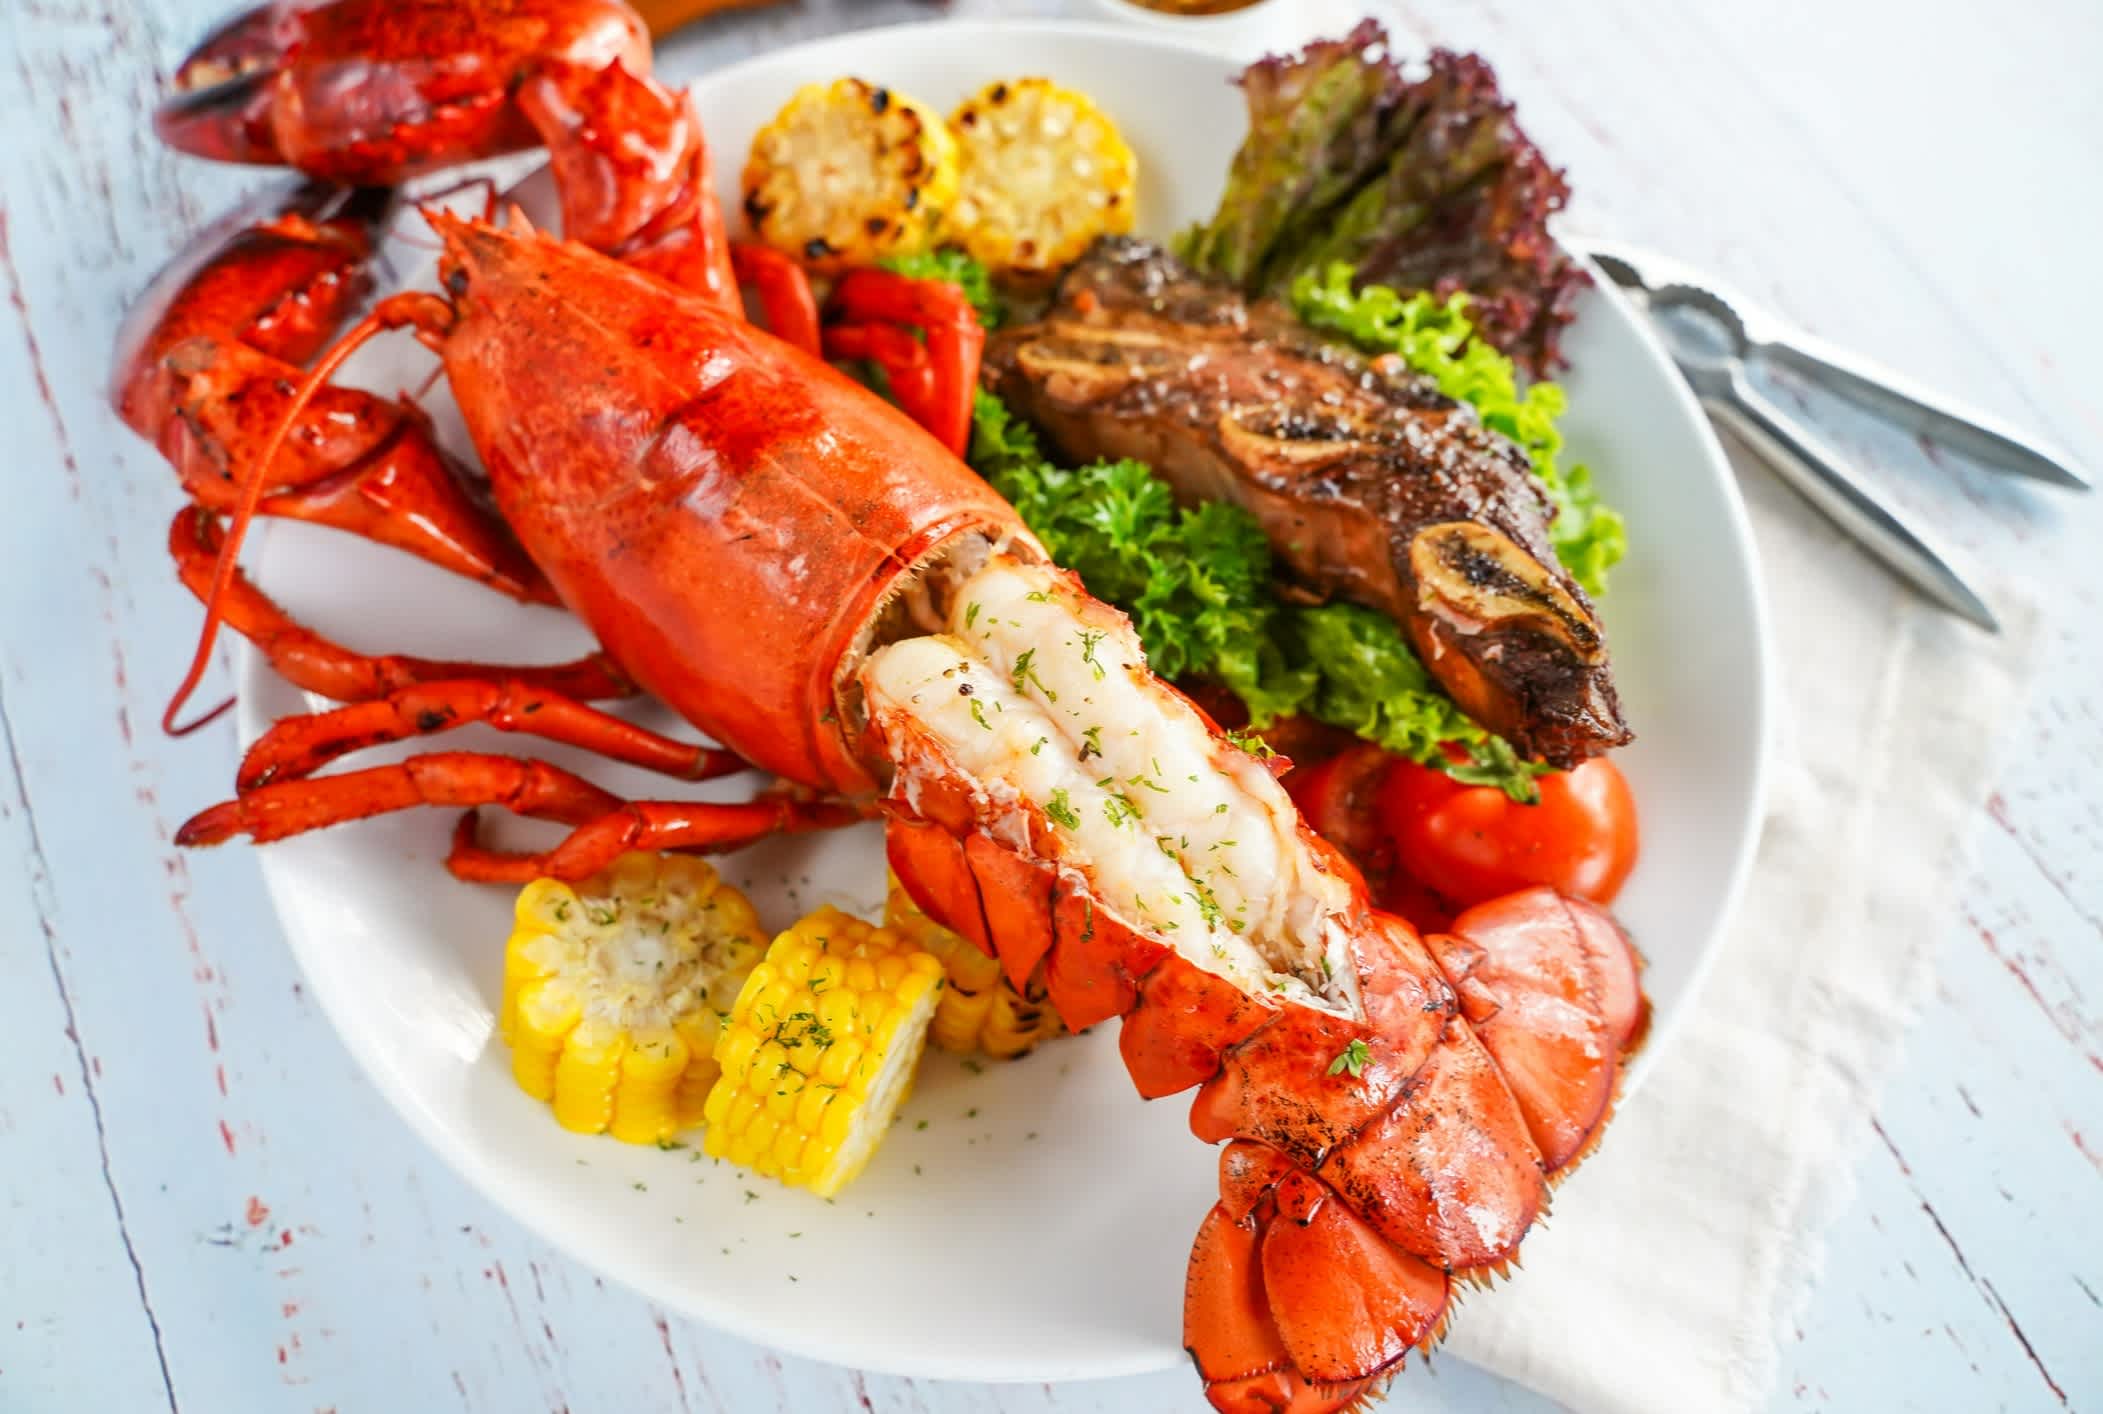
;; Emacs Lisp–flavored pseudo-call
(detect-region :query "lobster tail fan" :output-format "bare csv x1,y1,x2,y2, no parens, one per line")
1187,1151,1450,1414
1424,888,1640,1172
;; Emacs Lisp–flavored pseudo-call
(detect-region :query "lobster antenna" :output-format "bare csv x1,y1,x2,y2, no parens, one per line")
161,308,395,737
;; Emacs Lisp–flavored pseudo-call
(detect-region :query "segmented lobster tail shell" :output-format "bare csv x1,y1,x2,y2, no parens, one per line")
889,795,1644,1410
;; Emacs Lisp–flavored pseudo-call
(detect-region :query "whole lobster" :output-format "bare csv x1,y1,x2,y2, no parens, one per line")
115,5,1648,1409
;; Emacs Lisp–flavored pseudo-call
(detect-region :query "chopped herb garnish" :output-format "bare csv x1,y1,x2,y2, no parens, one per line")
969,697,992,731
965,601,982,630
1328,1039,1372,1078
1077,628,1108,680
1012,648,1055,700
1186,874,1225,931
1045,789,1081,830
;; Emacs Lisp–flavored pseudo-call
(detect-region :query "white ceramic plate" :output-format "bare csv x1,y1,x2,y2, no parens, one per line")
237,20,1770,1385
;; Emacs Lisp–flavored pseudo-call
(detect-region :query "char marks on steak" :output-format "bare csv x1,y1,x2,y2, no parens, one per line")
983,238,1628,767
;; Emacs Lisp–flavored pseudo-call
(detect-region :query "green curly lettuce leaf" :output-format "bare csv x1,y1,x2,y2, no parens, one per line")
970,391,1540,800
1290,264,1626,596
1285,603,1545,792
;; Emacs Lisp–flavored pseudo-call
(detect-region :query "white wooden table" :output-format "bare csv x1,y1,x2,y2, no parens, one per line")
3,1,2098,1409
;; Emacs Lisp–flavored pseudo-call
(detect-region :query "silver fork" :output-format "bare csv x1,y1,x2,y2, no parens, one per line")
1584,240,2090,632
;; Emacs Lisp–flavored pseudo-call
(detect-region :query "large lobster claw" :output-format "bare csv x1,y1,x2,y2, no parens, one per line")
154,0,651,183
113,179,553,602
151,0,738,306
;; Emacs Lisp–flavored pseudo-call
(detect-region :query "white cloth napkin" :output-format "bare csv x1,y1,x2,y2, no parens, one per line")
1437,452,2041,1411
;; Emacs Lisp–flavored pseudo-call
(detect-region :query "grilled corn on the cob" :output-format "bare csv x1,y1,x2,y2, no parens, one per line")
947,78,1137,281
742,78,958,272
885,878,1063,1058
702,906,943,1198
501,853,766,1146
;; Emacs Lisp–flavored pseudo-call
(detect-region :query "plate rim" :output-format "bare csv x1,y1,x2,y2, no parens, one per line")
237,14,1774,1384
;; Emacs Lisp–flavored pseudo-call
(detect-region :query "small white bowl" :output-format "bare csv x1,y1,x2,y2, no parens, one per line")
1086,0,1301,58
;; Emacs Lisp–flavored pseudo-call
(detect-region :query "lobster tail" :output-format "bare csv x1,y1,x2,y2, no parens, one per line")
863,552,1644,1411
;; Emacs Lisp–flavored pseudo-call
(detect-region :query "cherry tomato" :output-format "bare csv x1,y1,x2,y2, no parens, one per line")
1284,743,1396,872
1375,756,1639,909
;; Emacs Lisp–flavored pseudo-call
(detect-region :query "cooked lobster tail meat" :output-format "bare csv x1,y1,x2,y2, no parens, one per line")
983,237,1631,767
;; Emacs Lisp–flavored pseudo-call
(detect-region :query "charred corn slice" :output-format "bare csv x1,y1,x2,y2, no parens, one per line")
742,77,958,272
702,906,943,1198
884,877,1063,1059
501,854,766,1146
947,78,1137,282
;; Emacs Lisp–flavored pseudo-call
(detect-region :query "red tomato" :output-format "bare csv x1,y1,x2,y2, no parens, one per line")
1284,743,1396,871
1375,756,1639,909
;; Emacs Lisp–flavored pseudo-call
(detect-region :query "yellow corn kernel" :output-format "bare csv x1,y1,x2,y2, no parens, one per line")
701,906,943,1199
496,854,766,1146
884,877,1066,1059
947,78,1137,282
742,78,958,272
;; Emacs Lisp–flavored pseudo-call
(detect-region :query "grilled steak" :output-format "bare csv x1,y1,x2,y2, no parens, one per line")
982,237,1629,767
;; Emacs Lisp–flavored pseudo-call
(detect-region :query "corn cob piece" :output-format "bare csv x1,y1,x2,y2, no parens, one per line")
741,77,959,273
884,877,1063,1059
702,906,943,1198
947,78,1137,282
501,853,766,1146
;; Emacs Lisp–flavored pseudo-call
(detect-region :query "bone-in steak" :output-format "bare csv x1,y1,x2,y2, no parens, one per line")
982,238,1629,766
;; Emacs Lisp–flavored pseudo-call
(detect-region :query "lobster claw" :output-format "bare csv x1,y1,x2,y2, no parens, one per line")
154,0,654,186
113,178,553,603
154,2,291,165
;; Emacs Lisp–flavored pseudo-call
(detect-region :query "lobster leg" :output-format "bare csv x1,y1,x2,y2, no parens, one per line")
177,752,623,845
824,268,986,456
116,183,553,601
236,680,751,791
446,794,868,884
176,753,862,874
169,509,629,705
730,244,822,357
821,322,938,434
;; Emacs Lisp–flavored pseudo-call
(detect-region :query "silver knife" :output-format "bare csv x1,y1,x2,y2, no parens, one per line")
1581,241,2064,632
